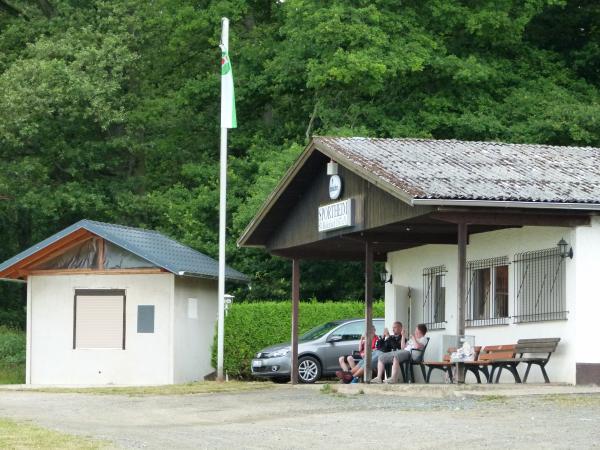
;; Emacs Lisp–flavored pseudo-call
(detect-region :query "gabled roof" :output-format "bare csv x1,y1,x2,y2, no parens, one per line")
0,220,249,283
315,137,600,205
239,136,600,247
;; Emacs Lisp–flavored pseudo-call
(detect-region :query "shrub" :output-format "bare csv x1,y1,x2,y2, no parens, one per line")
0,326,25,365
0,326,26,384
211,300,384,379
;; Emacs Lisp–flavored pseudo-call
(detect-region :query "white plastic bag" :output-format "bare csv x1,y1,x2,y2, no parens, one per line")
450,341,475,362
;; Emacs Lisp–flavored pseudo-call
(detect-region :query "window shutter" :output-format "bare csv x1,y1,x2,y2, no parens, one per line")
75,294,124,349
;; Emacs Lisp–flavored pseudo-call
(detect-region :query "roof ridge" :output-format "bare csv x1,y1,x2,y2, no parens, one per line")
81,219,164,235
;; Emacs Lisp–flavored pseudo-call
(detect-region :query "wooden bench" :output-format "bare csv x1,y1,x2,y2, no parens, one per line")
423,346,483,383
463,345,516,383
491,338,561,383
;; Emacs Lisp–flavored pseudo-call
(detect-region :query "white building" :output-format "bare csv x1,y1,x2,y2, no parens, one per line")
239,136,600,385
0,220,248,386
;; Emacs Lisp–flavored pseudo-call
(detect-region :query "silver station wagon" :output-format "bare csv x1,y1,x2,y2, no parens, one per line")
251,318,385,383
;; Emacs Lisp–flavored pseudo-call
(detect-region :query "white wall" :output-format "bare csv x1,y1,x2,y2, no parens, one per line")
386,226,578,384
28,273,174,385
172,276,218,383
574,217,600,370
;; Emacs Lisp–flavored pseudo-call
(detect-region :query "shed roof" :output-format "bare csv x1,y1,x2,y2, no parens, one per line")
0,219,249,283
315,136,600,205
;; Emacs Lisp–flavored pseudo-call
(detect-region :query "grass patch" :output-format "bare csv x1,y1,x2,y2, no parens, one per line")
478,394,507,402
320,383,334,394
542,394,600,407
319,383,350,398
0,418,110,449
0,363,24,385
0,327,25,385
22,381,273,396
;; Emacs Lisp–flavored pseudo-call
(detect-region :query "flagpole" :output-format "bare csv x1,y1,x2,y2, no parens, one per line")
217,17,229,382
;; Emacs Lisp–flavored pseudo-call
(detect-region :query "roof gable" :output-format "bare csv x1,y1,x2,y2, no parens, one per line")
0,220,249,283
239,136,600,248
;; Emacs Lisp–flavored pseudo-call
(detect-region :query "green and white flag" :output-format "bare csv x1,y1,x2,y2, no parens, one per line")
220,47,237,129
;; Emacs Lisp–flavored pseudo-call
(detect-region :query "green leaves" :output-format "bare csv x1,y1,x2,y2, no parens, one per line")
1,0,600,327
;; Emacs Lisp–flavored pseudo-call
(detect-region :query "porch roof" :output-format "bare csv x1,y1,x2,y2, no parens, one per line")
239,137,596,259
314,137,600,206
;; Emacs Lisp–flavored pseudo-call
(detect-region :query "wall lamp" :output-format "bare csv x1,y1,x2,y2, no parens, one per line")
557,238,573,259
224,293,235,316
379,270,393,284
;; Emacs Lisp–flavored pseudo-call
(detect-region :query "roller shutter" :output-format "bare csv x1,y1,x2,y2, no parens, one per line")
74,290,125,349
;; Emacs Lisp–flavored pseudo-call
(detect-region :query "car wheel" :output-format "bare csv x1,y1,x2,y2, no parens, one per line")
298,356,321,383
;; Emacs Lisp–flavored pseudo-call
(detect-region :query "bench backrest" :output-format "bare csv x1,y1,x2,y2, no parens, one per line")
478,344,516,361
516,338,560,356
410,337,430,363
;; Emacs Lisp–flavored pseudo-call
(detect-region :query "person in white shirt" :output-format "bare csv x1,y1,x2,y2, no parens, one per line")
370,323,428,384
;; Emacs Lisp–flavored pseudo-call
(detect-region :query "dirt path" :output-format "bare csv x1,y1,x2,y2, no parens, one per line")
0,386,599,449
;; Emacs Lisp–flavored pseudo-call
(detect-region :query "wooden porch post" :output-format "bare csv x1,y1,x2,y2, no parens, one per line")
291,258,300,385
364,241,374,383
457,223,467,383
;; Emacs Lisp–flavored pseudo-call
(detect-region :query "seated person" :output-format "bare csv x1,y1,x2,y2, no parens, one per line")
336,323,379,383
377,321,403,353
371,323,428,384
346,321,404,384
338,353,358,373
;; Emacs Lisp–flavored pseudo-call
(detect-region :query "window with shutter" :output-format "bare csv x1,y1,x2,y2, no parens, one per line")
74,290,126,349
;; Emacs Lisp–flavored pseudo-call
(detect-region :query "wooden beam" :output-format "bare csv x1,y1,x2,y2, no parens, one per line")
28,268,164,276
456,223,467,384
290,259,300,385
356,232,457,245
1,229,93,279
97,237,105,270
363,241,374,383
431,211,591,227
26,236,94,270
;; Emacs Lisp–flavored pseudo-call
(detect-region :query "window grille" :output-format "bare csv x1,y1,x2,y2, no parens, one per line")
422,265,447,329
513,247,567,323
466,256,510,327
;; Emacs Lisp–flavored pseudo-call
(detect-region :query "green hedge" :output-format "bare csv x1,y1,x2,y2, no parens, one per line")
211,301,384,379
0,326,25,384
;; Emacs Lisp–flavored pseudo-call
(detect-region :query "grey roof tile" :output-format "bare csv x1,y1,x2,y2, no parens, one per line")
0,220,249,282
315,137,600,204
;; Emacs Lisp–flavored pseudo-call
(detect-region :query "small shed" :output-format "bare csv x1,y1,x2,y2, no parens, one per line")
0,220,248,386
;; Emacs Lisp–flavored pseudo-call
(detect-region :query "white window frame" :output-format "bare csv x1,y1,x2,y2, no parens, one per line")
466,257,510,327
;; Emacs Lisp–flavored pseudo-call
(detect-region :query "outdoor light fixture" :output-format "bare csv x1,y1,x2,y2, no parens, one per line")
224,293,235,316
327,160,339,175
379,270,393,284
557,238,573,259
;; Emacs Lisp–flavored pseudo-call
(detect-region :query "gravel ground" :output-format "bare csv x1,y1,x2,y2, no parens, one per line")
0,385,599,449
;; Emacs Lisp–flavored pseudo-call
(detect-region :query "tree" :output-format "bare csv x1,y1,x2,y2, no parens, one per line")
1,0,599,326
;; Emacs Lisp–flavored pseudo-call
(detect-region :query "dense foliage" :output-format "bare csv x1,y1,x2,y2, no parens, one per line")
0,326,25,383
211,300,385,379
1,0,600,326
